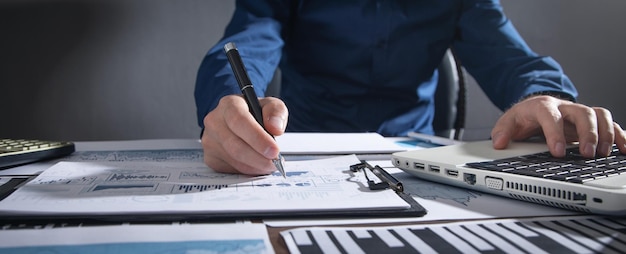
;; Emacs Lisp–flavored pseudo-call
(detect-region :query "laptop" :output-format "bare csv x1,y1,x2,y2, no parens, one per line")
392,140,626,216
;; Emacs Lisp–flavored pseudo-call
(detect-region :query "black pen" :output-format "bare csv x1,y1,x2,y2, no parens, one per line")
224,42,286,178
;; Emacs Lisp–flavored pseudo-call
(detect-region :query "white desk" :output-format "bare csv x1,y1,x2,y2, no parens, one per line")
0,137,597,253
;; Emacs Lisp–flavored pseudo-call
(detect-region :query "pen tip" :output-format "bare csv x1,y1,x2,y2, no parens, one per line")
273,155,286,178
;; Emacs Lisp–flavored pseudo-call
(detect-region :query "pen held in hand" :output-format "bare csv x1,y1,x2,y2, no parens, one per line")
224,42,287,178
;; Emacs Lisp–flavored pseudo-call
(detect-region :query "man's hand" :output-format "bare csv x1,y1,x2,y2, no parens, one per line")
491,95,626,158
201,95,288,175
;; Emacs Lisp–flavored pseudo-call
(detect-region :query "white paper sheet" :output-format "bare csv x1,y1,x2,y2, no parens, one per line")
276,132,406,155
0,155,410,216
1,134,406,176
0,139,204,176
0,223,273,254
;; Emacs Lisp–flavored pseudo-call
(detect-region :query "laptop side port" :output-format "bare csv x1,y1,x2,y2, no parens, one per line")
414,162,425,170
446,169,459,178
464,173,476,185
429,165,440,173
485,176,503,190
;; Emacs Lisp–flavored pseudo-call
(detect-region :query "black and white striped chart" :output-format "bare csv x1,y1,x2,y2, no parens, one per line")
281,216,626,254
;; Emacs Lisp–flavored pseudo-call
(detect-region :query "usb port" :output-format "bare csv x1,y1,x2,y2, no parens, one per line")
429,165,440,173
446,169,459,177
414,162,425,170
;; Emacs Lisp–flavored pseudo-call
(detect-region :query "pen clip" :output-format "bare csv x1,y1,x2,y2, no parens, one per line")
350,161,403,193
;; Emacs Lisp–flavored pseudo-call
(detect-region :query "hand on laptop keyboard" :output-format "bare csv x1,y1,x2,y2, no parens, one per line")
466,144,626,184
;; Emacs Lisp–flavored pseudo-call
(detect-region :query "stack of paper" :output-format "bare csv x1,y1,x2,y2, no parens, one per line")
0,155,417,220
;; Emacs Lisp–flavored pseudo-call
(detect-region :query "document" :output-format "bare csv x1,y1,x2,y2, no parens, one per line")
0,139,204,176
0,155,412,218
2,134,405,176
0,223,273,254
276,132,406,155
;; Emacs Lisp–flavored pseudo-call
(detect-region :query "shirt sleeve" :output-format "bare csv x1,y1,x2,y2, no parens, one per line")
194,0,289,128
452,0,578,111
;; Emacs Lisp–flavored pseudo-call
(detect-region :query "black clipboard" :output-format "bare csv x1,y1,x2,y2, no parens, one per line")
0,194,425,224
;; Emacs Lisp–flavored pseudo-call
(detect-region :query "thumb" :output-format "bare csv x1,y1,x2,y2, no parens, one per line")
491,115,515,150
260,97,288,135
267,114,287,133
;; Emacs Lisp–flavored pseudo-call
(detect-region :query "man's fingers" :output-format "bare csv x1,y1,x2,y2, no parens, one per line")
260,97,289,135
614,122,626,154
218,132,277,174
531,101,568,158
201,95,278,175
592,107,615,157
222,96,280,160
491,114,515,150
202,135,275,175
492,95,626,159
492,95,567,157
558,103,599,157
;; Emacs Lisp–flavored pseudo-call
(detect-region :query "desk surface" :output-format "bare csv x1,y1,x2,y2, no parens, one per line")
0,137,604,253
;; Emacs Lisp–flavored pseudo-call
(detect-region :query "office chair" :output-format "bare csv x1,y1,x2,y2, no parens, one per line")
433,49,466,140
265,49,466,140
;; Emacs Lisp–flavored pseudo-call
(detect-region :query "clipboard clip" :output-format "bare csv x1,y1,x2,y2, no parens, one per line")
350,162,404,193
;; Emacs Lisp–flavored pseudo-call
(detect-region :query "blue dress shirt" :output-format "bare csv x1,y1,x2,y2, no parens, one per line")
195,0,577,136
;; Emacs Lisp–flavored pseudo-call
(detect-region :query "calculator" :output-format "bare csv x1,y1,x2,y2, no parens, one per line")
0,139,75,169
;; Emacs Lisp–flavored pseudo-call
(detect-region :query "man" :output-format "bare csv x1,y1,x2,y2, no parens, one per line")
195,0,626,175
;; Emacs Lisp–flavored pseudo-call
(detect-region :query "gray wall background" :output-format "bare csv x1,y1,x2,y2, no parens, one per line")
1,0,624,141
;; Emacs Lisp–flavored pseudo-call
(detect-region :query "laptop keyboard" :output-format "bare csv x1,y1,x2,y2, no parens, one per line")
465,145,626,184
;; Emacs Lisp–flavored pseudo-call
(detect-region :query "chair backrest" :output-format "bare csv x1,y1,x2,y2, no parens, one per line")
265,67,282,98
266,49,466,140
433,49,466,140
